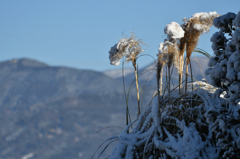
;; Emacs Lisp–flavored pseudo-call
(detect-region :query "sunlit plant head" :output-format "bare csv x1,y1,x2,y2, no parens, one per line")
108,34,144,67
181,11,220,64
157,21,184,69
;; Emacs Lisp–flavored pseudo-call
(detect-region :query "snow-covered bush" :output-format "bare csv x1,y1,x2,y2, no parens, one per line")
108,90,221,159
206,11,240,106
204,11,240,158
95,11,240,159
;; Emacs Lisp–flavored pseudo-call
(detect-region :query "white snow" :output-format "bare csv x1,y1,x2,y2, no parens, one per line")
104,68,134,79
109,43,122,66
158,41,173,54
186,81,217,93
22,153,34,159
164,22,185,40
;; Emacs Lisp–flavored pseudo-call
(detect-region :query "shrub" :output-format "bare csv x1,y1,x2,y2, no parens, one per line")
94,11,240,159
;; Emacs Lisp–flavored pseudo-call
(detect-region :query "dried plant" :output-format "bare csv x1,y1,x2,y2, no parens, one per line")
157,22,185,102
109,35,144,67
101,11,235,159
180,12,220,94
109,34,145,118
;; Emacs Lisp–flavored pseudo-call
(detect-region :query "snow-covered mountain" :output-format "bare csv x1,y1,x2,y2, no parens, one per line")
0,57,211,159
0,58,133,159
103,68,134,79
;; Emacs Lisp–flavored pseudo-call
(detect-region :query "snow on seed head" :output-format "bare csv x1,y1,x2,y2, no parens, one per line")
190,11,219,33
164,22,185,41
109,35,144,66
109,43,123,66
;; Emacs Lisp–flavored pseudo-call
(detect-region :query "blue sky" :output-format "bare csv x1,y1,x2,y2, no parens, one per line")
0,0,239,71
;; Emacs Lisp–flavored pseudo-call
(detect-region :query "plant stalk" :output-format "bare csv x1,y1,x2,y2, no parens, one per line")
179,55,184,94
134,65,141,117
122,61,129,128
157,63,163,109
185,62,189,95
160,67,163,96
168,66,171,103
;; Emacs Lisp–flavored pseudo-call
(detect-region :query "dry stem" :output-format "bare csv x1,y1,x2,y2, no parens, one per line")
179,55,184,94
185,61,189,95
133,62,141,117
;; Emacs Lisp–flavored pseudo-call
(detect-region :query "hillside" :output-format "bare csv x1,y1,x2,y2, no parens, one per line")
0,58,130,159
0,57,211,159
0,58,124,109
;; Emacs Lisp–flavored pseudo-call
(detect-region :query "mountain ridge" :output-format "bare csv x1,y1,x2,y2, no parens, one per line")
0,58,129,159
0,57,211,159
0,58,124,109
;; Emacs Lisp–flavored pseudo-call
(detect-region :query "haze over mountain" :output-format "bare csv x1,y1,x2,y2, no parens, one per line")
0,58,125,108
0,58,129,159
0,57,211,159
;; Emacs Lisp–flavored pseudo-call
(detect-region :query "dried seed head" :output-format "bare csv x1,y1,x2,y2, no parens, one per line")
157,41,179,69
179,23,189,57
158,21,184,70
157,41,171,65
168,44,180,70
186,23,201,64
109,35,144,66
181,11,220,64
191,11,219,33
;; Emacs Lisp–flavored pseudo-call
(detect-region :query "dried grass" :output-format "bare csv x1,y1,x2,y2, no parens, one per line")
106,91,210,159
105,11,220,159
185,22,201,65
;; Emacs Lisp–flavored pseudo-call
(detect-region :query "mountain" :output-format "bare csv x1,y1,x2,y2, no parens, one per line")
0,58,134,159
0,57,211,159
0,93,130,159
0,58,124,109
103,68,134,79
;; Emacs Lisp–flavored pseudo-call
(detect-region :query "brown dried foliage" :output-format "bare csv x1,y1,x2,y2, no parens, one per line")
186,25,201,64
178,23,189,57
179,16,213,64
114,34,144,67
167,44,179,68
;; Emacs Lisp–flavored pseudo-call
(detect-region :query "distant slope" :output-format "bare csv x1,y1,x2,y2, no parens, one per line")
0,58,137,159
0,57,212,159
104,68,134,79
0,58,123,109
0,92,132,159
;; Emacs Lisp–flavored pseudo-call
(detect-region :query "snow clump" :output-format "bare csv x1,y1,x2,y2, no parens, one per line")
108,44,122,66
164,21,185,40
